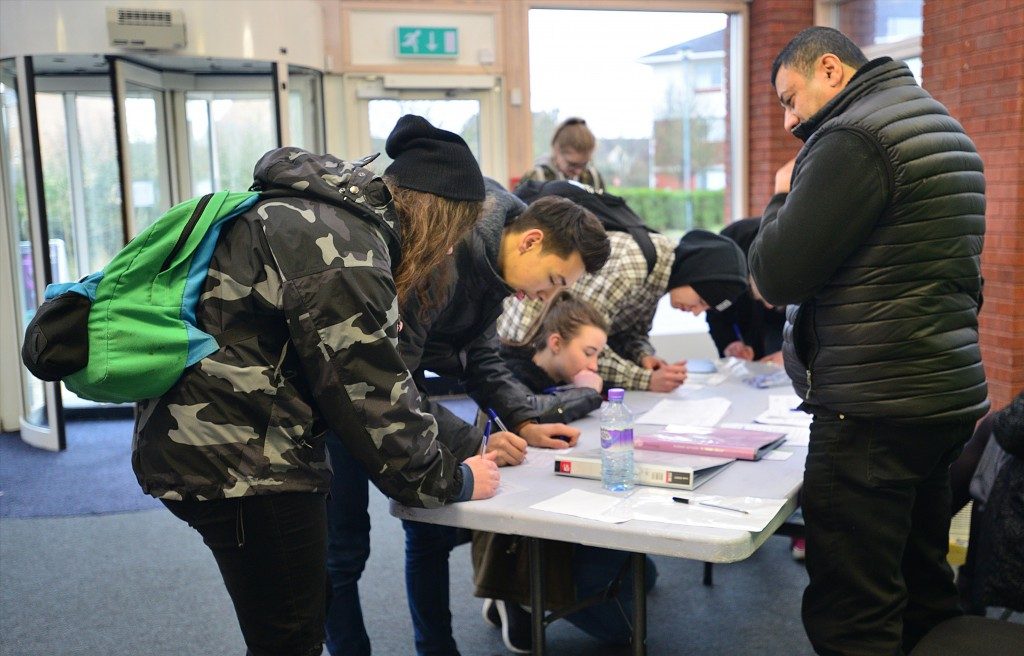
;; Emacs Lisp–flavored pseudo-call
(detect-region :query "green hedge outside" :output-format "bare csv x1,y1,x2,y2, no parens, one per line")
608,187,725,235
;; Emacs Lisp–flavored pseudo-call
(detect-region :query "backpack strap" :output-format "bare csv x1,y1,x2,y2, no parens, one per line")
213,326,262,349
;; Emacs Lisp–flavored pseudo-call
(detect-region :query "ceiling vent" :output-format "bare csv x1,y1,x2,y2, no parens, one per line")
107,8,187,50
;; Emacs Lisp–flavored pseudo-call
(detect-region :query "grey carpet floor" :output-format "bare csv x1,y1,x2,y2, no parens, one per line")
1,398,812,654
1,490,811,655
0,419,159,518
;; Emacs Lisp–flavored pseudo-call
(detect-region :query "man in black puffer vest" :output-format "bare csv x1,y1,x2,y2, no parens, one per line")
749,27,988,656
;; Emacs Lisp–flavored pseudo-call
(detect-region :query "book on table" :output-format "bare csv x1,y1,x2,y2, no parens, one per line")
553,448,733,491
634,425,787,461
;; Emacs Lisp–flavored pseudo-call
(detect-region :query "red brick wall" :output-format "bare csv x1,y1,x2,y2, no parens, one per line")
923,1,1024,409
745,0,814,217
745,0,1022,409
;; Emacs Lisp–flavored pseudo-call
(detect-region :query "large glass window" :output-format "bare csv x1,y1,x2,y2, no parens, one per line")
837,0,922,47
829,0,923,84
529,9,729,235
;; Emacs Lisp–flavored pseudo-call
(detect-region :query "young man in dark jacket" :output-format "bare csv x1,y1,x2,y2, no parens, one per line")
325,180,611,656
748,27,988,655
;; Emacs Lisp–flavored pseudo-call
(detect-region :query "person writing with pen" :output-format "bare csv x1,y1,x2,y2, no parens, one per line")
704,217,786,365
324,170,611,656
473,291,658,653
500,223,749,393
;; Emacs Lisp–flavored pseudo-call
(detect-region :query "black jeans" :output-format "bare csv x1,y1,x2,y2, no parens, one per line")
162,492,327,656
801,413,971,656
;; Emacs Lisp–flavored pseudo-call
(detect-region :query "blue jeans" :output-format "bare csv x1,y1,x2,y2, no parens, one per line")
324,434,372,656
568,546,658,644
402,519,466,656
325,435,464,656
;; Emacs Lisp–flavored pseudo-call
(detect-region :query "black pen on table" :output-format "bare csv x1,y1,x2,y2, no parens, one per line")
673,496,749,514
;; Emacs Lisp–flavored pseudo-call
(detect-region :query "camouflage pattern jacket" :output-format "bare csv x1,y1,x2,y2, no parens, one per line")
132,148,465,507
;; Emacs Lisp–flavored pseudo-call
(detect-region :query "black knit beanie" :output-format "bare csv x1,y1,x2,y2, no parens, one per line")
383,115,485,201
668,229,748,311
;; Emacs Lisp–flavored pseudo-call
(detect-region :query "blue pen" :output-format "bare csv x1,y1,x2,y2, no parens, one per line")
732,323,744,343
542,384,576,394
486,408,510,433
480,419,492,455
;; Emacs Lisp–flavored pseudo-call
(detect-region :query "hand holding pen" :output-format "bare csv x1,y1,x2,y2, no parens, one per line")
478,409,527,466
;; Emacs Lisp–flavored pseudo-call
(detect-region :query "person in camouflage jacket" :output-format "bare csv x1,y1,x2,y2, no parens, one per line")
325,182,611,656
133,115,499,656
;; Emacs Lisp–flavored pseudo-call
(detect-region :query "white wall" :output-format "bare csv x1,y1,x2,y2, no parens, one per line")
0,0,326,69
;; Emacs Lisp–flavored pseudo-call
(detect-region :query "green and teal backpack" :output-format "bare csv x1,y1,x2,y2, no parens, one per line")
22,190,261,403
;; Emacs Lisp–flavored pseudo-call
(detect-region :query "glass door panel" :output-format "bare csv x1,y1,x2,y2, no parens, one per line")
346,76,503,181
124,86,171,232
4,57,64,449
366,98,481,173
1,60,45,423
75,95,121,273
111,59,172,238
185,93,276,195
288,65,324,153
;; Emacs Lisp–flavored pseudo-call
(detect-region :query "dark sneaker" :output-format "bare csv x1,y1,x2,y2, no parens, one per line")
482,598,500,629
495,599,532,654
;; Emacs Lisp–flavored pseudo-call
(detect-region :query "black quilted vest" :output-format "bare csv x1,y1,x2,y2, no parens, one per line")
783,59,988,423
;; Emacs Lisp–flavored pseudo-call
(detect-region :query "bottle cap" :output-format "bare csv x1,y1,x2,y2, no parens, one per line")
607,388,625,402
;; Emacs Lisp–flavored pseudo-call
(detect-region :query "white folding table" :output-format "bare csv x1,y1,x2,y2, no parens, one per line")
392,374,807,655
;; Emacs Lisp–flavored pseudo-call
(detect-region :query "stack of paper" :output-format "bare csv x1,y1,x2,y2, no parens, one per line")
636,397,731,427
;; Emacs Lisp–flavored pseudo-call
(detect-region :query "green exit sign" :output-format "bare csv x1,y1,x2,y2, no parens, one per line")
396,26,459,58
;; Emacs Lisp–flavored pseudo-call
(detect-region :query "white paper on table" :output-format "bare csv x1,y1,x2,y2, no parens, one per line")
622,487,788,532
769,393,805,413
761,449,794,461
752,394,813,427
636,397,731,427
495,481,527,495
530,488,632,523
720,422,811,447
521,446,573,470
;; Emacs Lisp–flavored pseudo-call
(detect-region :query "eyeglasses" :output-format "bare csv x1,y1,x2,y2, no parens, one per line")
559,153,589,172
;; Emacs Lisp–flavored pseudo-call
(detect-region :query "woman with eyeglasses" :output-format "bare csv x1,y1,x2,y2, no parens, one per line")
517,116,606,192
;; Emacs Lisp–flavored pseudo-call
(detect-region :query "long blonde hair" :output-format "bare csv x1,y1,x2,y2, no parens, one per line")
386,179,483,311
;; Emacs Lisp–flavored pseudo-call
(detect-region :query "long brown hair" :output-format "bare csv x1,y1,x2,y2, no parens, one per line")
386,178,483,311
508,290,609,354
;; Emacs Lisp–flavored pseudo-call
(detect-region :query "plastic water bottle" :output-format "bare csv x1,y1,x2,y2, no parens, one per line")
600,388,635,492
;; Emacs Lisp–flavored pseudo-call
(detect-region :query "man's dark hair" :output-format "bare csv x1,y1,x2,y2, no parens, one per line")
771,26,868,86
513,196,610,274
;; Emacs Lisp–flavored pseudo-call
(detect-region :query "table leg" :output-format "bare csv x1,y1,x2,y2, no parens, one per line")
528,537,546,655
632,552,647,656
